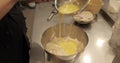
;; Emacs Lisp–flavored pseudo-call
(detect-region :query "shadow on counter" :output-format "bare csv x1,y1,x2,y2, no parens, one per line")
30,42,45,63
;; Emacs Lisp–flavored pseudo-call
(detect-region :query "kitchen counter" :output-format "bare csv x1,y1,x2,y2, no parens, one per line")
30,2,115,63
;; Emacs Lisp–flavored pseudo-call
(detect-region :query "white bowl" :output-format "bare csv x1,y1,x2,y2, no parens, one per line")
73,11,95,24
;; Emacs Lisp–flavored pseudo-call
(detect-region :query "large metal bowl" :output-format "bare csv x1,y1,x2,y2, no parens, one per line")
41,23,88,60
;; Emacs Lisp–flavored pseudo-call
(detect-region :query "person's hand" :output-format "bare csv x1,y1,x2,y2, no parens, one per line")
0,0,17,20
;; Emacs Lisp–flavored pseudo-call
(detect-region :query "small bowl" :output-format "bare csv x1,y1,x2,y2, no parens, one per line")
73,11,95,24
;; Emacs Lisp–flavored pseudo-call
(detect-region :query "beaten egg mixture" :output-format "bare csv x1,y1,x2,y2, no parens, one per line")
58,3,80,14
45,37,83,56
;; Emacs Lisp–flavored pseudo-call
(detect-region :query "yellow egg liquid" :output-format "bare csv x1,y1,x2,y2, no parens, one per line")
58,13,63,38
57,38,78,55
45,37,82,56
58,3,80,14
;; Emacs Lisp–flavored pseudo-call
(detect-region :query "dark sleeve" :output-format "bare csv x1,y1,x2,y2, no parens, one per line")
8,2,30,49
8,2,27,33
0,2,30,63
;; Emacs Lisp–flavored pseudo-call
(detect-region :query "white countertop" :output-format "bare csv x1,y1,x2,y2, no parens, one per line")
30,2,115,63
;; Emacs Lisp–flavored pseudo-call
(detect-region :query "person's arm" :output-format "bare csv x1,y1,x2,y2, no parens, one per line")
0,0,18,20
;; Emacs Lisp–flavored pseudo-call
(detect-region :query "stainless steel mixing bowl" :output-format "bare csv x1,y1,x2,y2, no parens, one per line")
41,23,88,60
